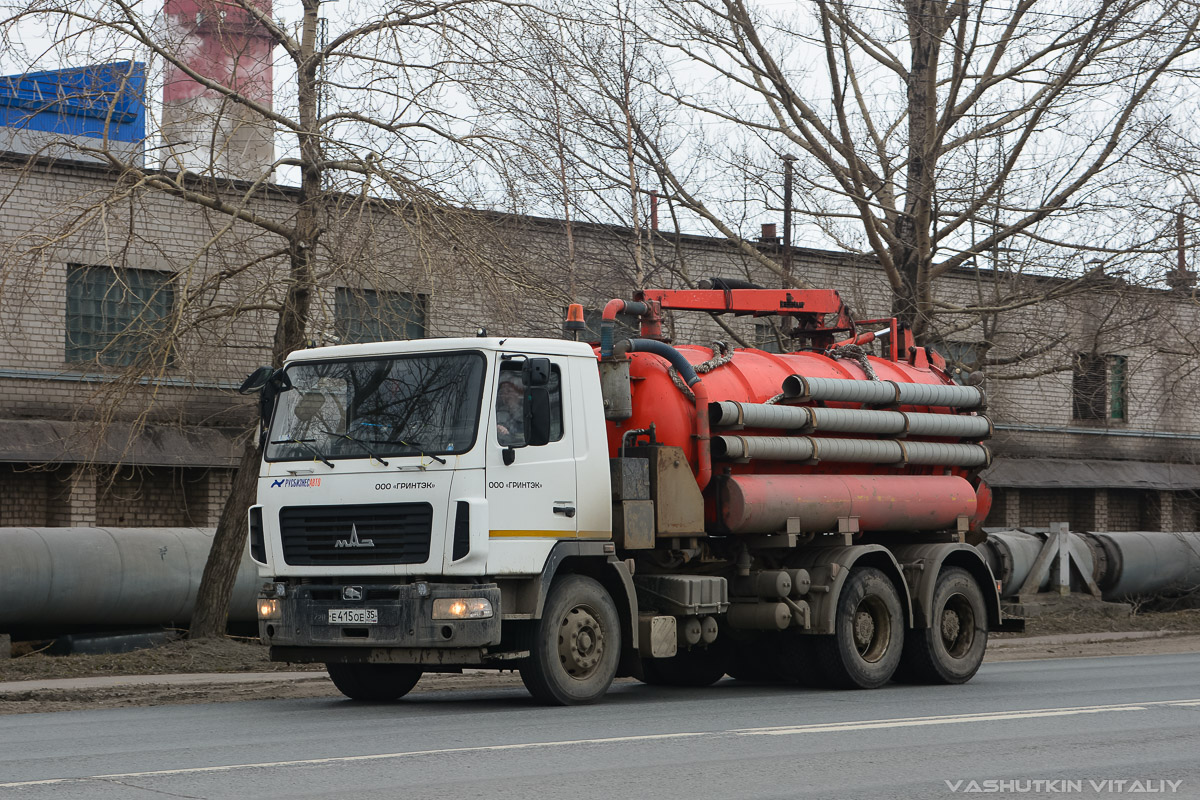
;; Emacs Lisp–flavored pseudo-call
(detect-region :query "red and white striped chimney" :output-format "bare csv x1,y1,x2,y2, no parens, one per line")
161,0,274,177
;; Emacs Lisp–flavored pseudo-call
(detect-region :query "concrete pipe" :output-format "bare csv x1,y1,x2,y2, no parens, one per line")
781,376,986,409
0,527,259,630
719,474,977,534
1085,531,1200,598
976,530,1095,597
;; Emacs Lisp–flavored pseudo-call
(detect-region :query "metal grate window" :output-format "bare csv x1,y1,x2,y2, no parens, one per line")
65,265,174,366
1073,353,1127,421
335,288,426,343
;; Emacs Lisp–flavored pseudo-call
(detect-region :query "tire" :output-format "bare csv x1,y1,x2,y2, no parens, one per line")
896,567,988,685
326,663,423,701
640,647,726,687
520,575,621,705
814,566,904,689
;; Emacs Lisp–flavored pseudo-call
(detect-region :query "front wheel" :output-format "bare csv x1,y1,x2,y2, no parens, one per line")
520,574,621,705
896,567,988,685
814,566,904,689
326,663,423,701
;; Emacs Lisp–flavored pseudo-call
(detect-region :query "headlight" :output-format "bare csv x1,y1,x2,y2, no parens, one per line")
257,599,282,619
432,598,493,620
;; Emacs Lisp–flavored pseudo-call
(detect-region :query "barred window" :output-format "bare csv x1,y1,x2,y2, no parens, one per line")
575,308,639,343
335,288,426,343
1073,353,1126,421
65,265,174,366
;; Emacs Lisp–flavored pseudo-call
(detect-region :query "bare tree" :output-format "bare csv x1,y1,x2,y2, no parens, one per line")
0,0,531,636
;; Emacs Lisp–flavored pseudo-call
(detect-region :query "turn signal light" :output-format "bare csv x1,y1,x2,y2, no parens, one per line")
432,598,493,620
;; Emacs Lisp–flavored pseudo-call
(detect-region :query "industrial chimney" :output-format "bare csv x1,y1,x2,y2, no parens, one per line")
161,0,274,177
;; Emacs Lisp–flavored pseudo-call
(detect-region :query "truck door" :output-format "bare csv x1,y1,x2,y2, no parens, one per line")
485,357,578,541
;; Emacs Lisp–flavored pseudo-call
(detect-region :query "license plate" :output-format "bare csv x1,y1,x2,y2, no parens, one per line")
328,608,378,624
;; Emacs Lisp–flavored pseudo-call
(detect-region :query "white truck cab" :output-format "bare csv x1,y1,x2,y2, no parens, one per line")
249,338,630,704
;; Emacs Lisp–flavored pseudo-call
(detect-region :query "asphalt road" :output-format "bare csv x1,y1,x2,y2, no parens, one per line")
1,653,1198,800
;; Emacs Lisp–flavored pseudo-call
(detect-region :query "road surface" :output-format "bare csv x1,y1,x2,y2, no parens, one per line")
1,652,1197,799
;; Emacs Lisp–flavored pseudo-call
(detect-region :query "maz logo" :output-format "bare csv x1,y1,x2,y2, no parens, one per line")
334,524,375,548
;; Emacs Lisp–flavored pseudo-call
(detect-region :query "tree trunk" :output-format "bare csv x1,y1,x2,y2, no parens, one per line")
188,440,261,638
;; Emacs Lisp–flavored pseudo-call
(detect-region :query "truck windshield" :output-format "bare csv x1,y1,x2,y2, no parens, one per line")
266,352,486,462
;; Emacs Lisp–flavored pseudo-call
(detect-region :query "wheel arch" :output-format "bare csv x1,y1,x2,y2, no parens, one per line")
889,543,1002,630
792,545,912,635
533,541,639,661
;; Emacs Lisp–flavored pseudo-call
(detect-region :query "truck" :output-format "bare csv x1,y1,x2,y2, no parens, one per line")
241,284,1019,705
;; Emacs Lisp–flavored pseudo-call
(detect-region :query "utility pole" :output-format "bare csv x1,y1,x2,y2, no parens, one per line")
781,154,796,281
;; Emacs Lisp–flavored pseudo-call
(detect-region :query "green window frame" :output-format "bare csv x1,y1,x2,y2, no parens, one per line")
65,265,174,366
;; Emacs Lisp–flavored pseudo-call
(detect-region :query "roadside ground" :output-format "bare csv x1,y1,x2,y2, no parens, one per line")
2,607,1199,715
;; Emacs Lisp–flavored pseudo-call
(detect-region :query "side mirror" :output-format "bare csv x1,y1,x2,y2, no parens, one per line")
239,366,275,394
524,386,552,447
521,358,552,447
524,357,551,388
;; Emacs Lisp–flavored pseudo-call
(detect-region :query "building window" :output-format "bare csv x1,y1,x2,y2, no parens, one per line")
65,265,174,366
335,288,426,343
933,341,981,384
1073,353,1126,421
575,308,639,343
753,321,785,353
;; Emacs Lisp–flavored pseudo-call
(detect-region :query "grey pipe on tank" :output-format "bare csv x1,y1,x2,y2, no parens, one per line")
782,375,986,409
713,435,991,467
0,527,259,630
710,401,991,439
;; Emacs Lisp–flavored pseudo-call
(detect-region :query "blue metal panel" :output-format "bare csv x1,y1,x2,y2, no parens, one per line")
0,61,146,143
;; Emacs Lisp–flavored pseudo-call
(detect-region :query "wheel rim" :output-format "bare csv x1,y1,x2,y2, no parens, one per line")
852,595,892,663
940,593,976,658
557,604,605,680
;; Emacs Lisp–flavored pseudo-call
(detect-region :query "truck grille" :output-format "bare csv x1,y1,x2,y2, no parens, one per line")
278,503,433,566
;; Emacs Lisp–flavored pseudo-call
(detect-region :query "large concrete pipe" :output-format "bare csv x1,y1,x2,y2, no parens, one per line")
782,375,986,408
978,529,1096,597
1082,531,1200,598
710,402,992,439
0,527,259,630
719,474,977,534
713,435,991,467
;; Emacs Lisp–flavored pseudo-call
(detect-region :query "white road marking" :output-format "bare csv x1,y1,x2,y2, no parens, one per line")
2,698,1197,789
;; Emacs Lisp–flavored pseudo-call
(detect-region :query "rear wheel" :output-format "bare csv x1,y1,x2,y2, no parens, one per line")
520,575,620,705
326,663,422,701
896,567,988,684
814,567,904,689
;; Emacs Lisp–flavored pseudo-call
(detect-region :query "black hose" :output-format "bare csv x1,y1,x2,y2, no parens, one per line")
618,338,701,386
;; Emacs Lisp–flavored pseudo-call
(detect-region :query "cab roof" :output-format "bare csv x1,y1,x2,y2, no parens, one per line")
284,336,597,364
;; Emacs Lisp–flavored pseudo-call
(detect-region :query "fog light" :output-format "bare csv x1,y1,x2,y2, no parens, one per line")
432,598,493,620
258,599,282,619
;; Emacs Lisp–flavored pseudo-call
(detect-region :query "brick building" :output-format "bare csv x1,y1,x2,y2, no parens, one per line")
3,155,1199,531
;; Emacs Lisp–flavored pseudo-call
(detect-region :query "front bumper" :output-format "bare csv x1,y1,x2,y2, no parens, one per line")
260,582,502,649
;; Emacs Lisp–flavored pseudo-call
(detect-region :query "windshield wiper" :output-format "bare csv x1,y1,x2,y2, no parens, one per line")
269,437,335,469
334,432,390,466
396,439,447,465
